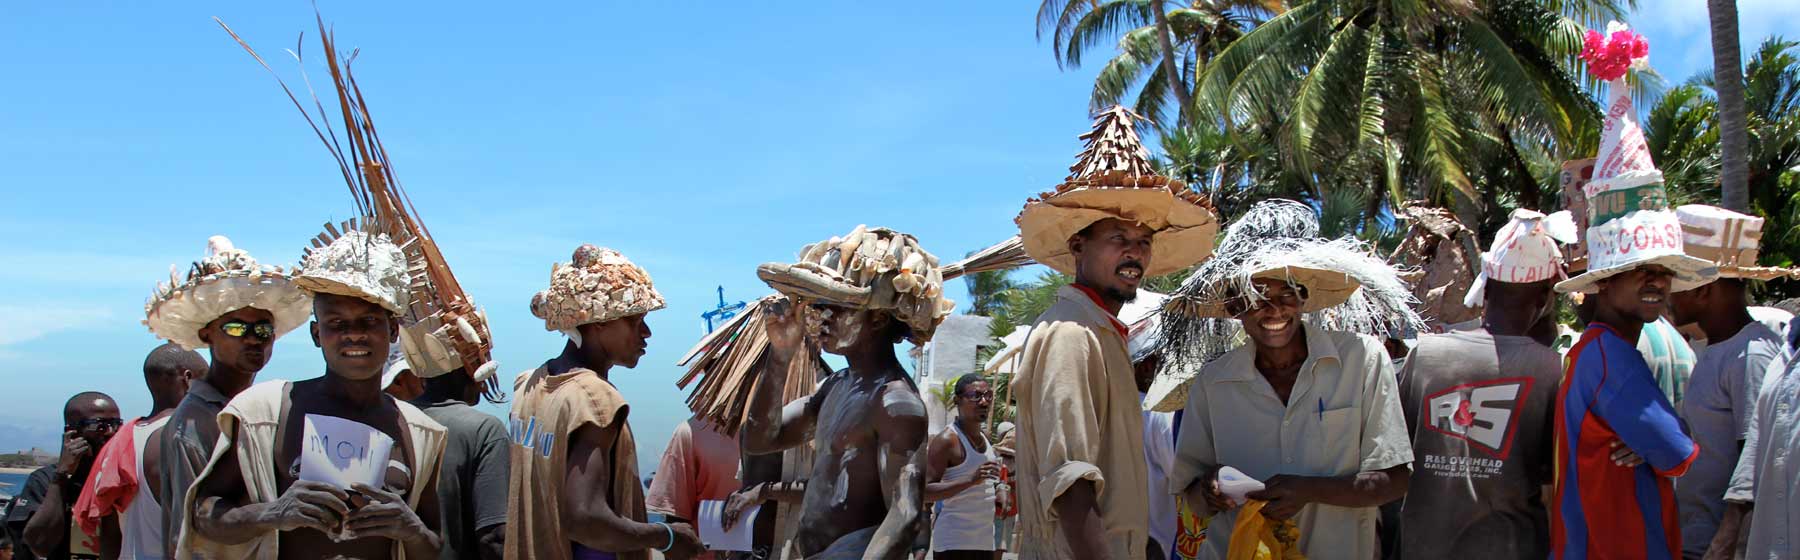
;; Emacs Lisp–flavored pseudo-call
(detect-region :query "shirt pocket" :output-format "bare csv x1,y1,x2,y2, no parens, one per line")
1314,406,1362,472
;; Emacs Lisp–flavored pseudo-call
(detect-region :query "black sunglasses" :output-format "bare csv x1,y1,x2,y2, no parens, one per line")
219,320,276,340
959,390,995,402
73,418,123,432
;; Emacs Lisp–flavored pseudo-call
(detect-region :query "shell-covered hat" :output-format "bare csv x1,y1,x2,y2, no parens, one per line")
144,236,313,351
757,226,956,344
531,245,666,332
296,228,411,315
1016,106,1219,277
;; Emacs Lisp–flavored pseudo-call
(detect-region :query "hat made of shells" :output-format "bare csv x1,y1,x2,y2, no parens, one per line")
531,245,666,332
756,225,957,344
295,229,411,315
144,235,314,351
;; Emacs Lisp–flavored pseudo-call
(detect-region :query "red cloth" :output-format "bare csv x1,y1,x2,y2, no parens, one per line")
1069,284,1129,337
72,418,143,537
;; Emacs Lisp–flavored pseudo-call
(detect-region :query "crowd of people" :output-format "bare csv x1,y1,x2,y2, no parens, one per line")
3,18,1799,560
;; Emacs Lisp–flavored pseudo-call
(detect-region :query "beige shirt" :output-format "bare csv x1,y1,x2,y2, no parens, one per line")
504,365,648,560
175,381,448,560
1013,285,1148,560
1170,323,1412,560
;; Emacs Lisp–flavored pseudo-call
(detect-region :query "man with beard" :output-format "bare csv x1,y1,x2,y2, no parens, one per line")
1011,106,1219,560
142,236,312,556
506,245,702,560
924,374,1001,560
72,343,203,560
181,230,447,560
744,225,949,559
12,392,122,560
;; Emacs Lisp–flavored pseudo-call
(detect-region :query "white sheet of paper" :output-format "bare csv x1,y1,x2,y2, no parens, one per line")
1217,465,1265,507
298,413,394,489
696,499,757,552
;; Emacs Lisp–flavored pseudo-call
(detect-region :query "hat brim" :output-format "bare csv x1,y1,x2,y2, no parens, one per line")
1173,265,1363,319
295,276,408,315
1554,254,1718,294
145,275,313,351
1019,187,1218,277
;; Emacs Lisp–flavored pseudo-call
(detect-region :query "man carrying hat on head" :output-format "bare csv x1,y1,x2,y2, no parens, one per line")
143,236,312,557
1165,200,1415,560
505,245,702,560
181,229,449,560
1549,23,1717,560
1010,107,1219,560
743,225,951,559
1394,209,1573,559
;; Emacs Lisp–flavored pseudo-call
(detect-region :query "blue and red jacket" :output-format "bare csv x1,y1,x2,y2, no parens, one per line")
1551,324,1699,560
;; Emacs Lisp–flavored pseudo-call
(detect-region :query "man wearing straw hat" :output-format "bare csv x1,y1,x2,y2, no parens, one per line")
1548,23,1717,560
1011,106,1218,560
744,225,953,559
1663,205,1795,559
1394,209,1572,559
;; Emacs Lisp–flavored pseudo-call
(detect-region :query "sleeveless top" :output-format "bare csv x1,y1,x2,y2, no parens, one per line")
123,415,171,560
504,365,648,560
932,423,997,551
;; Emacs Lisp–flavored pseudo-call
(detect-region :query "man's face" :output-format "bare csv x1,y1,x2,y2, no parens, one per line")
199,307,277,375
954,380,993,423
809,304,884,356
1596,265,1675,325
1668,280,1714,326
584,313,652,369
67,397,121,450
310,293,398,381
1070,218,1155,304
384,370,424,401
1232,278,1307,352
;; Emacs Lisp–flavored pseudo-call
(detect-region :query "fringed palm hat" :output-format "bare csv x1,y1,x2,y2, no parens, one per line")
1676,205,1799,283
756,225,956,344
1554,22,1716,294
1017,106,1219,277
531,245,666,334
1462,209,1578,307
1146,199,1424,411
224,17,499,385
144,236,313,350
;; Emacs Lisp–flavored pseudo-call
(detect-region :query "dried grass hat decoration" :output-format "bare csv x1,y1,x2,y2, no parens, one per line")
144,235,313,351
532,245,666,340
756,225,957,344
1017,106,1219,277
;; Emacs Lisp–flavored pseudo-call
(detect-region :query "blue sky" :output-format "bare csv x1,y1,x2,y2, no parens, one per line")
1,1,1792,472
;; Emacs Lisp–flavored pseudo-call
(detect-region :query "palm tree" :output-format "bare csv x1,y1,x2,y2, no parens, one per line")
963,268,1021,317
1708,0,1751,212
1037,0,1270,128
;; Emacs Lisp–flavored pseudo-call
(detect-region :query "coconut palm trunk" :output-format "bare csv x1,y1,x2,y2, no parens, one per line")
1709,0,1750,212
1152,2,1194,126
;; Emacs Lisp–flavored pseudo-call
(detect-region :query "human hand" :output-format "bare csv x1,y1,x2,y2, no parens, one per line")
764,298,805,363
262,480,352,534
721,484,763,531
1610,439,1645,468
1246,475,1315,520
56,429,90,476
661,522,703,560
970,462,1002,484
344,483,431,544
1181,467,1233,516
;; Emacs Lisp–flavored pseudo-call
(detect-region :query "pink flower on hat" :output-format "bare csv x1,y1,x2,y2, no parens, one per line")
1581,23,1649,82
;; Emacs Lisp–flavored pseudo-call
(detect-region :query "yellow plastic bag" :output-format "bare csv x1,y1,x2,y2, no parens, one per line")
1224,500,1305,560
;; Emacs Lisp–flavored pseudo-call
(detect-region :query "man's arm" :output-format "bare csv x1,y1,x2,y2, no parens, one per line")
1249,464,1411,520
21,474,70,557
861,383,929,560
923,430,985,503
1591,341,1699,475
742,300,823,454
100,515,121,560
1023,323,1113,558
160,413,210,559
472,416,511,560
189,429,353,546
562,422,700,558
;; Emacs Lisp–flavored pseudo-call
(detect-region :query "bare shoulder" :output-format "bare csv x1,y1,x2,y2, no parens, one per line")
877,378,926,421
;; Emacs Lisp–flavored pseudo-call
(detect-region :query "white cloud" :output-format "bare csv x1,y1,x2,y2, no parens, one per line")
0,304,116,346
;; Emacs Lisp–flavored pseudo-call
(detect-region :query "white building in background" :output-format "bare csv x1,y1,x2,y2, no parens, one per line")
913,314,995,435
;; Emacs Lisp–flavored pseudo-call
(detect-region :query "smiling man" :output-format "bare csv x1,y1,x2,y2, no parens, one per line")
1011,107,1218,560
180,229,449,560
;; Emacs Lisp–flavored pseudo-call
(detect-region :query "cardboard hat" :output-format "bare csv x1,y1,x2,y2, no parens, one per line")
144,236,313,351
1677,205,1798,282
531,245,666,332
1463,209,1577,307
296,228,411,315
1017,106,1219,277
757,225,956,344
1555,22,1716,294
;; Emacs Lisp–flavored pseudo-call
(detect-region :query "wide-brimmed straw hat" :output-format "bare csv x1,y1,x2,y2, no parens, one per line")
1016,106,1219,277
144,235,312,351
757,225,956,344
531,245,666,333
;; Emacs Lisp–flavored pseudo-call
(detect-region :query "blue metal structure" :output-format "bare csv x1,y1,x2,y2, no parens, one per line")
701,286,747,333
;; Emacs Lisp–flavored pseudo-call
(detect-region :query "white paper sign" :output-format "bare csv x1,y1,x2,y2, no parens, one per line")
696,499,757,552
1217,466,1265,507
298,414,394,489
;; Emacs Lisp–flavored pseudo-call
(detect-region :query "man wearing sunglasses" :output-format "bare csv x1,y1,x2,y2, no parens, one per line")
923,373,1001,560
71,343,203,560
11,392,120,560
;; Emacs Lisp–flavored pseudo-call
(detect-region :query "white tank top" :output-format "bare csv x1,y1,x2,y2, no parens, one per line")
932,423,997,551
123,415,170,560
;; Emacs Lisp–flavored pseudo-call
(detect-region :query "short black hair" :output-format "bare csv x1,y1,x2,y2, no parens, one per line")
952,373,987,397
144,342,206,380
63,391,113,425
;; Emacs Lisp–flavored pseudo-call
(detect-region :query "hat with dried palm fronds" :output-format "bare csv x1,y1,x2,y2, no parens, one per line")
1016,106,1219,277
757,225,956,343
144,235,313,350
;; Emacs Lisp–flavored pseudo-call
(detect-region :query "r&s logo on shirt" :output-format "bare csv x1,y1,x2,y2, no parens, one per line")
1423,377,1535,458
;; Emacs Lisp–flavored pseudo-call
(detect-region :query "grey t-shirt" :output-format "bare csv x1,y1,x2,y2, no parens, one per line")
417,399,510,560
1676,322,1786,557
159,377,232,555
1396,330,1563,559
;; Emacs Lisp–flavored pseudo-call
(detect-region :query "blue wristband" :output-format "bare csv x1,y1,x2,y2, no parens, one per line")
657,522,674,552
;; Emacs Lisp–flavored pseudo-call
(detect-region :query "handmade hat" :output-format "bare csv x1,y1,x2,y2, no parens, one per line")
381,344,411,390
144,236,313,351
1463,209,1577,307
296,227,411,315
757,225,957,344
1555,23,1716,294
1122,290,1168,362
1017,106,1219,277
531,245,665,332
1677,205,1798,282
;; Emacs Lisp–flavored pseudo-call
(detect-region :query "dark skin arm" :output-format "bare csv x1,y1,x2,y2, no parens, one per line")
24,429,89,556
1702,440,1751,560
922,430,999,503
190,440,353,545
742,299,820,454
475,524,504,560
1052,480,1110,560
1247,464,1411,520
720,480,807,531
563,421,701,559
861,388,928,560
100,515,120,560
